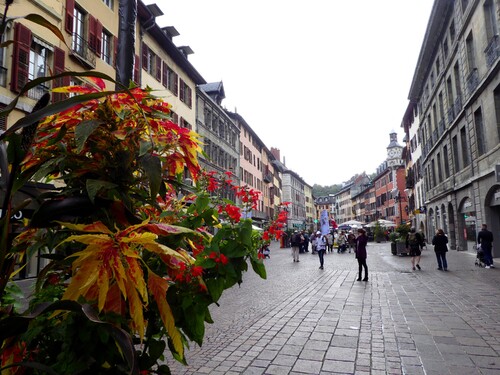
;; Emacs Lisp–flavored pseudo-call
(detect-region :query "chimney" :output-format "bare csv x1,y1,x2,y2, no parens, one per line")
271,147,280,161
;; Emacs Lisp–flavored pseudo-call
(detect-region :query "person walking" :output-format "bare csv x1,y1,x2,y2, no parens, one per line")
337,231,347,253
477,224,494,268
407,227,423,270
347,230,356,253
303,231,310,252
316,231,327,269
291,230,301,262
432,228,448,271
355,228,368,281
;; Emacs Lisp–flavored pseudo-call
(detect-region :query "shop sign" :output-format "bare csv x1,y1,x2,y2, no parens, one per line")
0,209,23,220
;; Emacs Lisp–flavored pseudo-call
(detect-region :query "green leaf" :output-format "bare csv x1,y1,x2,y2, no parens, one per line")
148,339,166,361
24,14,67,46
250,257,267,279
140,154,162,198
75,120,102,153
205,277,225,302
86,179,118,203
139,140,152,157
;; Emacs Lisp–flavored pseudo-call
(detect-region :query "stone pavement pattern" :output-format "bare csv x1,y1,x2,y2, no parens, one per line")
165,241,500,375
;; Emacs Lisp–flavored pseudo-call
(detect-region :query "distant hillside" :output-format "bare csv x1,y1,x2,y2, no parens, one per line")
312,184,341,197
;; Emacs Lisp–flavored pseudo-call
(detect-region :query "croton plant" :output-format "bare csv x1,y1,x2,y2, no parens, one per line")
0,78,287,374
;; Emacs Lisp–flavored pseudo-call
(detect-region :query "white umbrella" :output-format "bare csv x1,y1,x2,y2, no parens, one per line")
342,220,365,226
252,224,263,231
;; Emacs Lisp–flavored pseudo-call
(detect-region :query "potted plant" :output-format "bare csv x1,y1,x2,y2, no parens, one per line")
389,224,411,256
373,221,385,243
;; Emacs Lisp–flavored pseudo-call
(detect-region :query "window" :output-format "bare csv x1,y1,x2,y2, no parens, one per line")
142,43,159,79
28,39,50,100
101,29,112,65
162,62,178,95
461,0,469,13
460,127,470,167
446,77,453,105
494,85,500,141
484,0,498,40
72,6,86,57
449,20,456,42
474,108,486,156
452,135,460,172
443,145,450,178
465,32,476,72
443,37,449,58
102,0,113,9
453,63,462,103
436,153,442,183
179,79,192,108
11,23,68,99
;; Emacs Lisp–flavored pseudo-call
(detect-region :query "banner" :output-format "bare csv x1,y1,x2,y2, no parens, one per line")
320,210,329,235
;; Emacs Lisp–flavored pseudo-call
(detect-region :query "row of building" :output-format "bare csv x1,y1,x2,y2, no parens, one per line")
1,1,500,256
319,0,500,256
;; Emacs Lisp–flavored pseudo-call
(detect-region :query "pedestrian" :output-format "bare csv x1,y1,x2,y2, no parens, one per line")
477,224,494,268
337,231,347,253
355,228,368,281
311,232,318,254
316,231,327,269
347,230,356,253
406,227,423,270
326,232,333,253
291,230,301,262
303,231,310,252
432,228,448,271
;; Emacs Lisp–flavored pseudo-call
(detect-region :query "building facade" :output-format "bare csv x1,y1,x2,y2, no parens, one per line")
407,0,500,252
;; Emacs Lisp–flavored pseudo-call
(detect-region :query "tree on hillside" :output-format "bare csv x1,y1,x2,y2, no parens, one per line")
312,184,341,197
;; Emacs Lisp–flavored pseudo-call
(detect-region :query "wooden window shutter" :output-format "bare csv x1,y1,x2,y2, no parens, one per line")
155,55,161,81
65,0,75,34
95,19,103,58
11,22,31,93
187,86,192,108
173,71,178,96
52,47,69,103
133,54,140,85
0,104,6,131
142,42,148,71
179,79,185,102
162,61,168,87
88,15,96,52
113,36,118,67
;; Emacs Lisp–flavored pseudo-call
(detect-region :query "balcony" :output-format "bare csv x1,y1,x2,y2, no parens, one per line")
465,68,479,97
263,172,273,184
485,35,500,68
446,106,455,124
27,83,50,101
70,34,96,68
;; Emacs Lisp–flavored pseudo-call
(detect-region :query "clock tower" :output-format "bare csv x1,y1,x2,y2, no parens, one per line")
386,131,403,167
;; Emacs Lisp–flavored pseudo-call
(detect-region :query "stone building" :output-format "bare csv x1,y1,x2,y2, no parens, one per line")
407,0,500,252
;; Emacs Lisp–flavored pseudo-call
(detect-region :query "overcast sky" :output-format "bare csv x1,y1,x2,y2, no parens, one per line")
145,0,435,186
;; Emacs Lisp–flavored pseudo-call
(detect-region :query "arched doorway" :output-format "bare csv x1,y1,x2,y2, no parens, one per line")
448,202,456,250
458,197,476,252
484,185,500,257
428,207,435,240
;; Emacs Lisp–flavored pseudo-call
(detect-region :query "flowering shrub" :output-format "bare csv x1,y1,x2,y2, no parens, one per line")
0,80,287,374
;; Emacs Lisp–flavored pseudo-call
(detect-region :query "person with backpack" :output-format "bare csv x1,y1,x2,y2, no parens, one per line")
406,227,423,270
477,224,494,268
291,230,302,262
316,231,327,269
347,231,356,253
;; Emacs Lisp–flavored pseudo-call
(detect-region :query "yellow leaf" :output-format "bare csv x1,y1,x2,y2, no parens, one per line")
125,281,145,341
97,268,110,311
148,272,184,358
56,221,112,234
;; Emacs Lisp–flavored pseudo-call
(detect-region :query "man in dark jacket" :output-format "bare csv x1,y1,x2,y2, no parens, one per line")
478,224,494,268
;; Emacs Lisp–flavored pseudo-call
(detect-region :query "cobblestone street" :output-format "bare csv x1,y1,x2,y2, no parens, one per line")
166,241,500,375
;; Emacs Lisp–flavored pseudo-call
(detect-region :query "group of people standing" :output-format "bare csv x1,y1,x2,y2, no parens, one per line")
290,224,495,280
291,228,368,281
